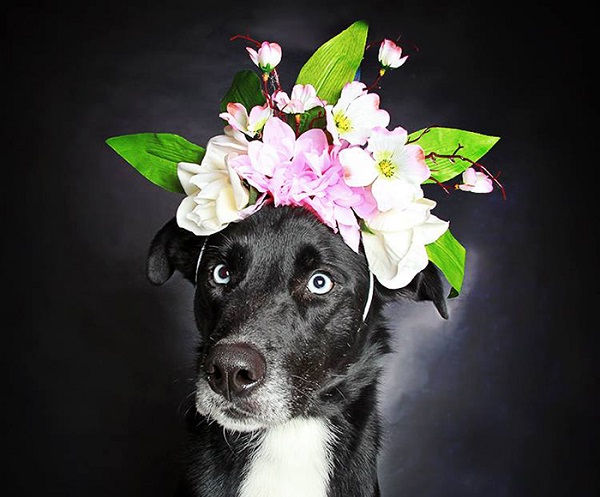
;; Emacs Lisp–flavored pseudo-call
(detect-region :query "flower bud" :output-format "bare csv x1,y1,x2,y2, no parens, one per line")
378,39,408,70
457,167,494,193
246,41,282,73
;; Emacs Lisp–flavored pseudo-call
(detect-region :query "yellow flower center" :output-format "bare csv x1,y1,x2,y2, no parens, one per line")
334,112,352,133
377,159,397,178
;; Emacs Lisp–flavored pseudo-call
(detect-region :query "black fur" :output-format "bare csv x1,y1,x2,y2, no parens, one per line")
147,204,447,497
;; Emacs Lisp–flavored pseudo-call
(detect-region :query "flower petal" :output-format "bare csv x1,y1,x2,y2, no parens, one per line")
177,162,202,195
194,176,229,200
338,220,361,253
362,230,404,282
416,214,449,245
261,117,295,159
458,168,493,193
247,104,272,134
395,144,430,184
371,177,418,212
246,47,259,66
225,157,250,210
367,126,407,155
294,128,328,157
177,196,220,236
218,102,249,134
345,94,390,129
335,81,368,110
215,187,243,225
387,242,430,289
338,147,378,187
367,197,435,232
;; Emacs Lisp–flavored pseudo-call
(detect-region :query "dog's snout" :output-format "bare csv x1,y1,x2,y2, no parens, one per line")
204,343,266,398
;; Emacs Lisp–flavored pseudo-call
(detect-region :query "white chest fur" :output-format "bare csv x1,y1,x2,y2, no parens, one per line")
238,417,334,497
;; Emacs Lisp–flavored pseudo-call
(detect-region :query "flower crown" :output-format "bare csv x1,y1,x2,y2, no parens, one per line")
107,20,503,297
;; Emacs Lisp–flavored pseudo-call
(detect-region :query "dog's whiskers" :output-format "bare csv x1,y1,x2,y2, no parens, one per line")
287,377,319,407
290,374,320,390
334,386,347,400
176,387,198,416
222,427,235,453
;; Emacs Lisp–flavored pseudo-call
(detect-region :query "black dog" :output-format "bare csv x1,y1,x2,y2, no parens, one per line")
147,203,448,497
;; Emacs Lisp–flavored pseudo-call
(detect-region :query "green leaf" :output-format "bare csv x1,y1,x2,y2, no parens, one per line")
425,229,466,297
295,20,368,105
409,127,500,184
283,106,328,134
106,133,205,193
220,70,266,112
248,185,259,206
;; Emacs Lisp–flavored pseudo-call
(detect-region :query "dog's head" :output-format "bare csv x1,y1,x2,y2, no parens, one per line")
147,204,447,432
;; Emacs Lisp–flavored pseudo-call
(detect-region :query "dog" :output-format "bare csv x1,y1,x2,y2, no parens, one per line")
146,203,448,497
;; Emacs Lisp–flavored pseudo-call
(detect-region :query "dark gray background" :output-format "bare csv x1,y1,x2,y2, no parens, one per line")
5,0,596,496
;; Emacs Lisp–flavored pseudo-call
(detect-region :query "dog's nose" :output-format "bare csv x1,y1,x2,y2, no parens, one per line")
204,343,266,398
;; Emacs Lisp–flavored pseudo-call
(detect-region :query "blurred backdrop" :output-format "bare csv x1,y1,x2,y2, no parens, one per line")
4,0,596,496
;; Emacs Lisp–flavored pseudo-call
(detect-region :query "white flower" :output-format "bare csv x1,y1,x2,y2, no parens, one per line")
325,81,390,145
378,39,408,70
457,167,493,193
176,127,254,236
338,126,430,212
361,197,449,289
273,84,325,114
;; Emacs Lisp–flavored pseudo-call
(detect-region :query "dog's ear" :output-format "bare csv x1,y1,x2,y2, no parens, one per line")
379,262,449,319
146,218,205,286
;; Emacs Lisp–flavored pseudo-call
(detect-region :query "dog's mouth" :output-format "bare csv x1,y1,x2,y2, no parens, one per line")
195,373,294,432
195,394,285,432
221,404,257,420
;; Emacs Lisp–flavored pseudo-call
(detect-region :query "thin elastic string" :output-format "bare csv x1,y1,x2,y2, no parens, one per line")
194,241,374,323
362,271,374,322
194,239,207,283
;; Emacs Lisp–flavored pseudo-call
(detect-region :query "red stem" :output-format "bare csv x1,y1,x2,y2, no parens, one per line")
426,152,506,200
229,34,261,47
367,70,384,92
307,109,326,130
429,175,452,195
406,127,432,144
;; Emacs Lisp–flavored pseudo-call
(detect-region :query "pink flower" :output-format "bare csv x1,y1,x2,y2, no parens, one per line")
218,103,272,138
298,155,365,252
457,167,493,193
228,117,296,192
273,84,325,114
246,42,282,73
228,117,365,251
378,39,408,70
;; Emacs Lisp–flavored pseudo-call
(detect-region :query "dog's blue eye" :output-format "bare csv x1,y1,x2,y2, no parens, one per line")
307,272,334,295
212,264,231,285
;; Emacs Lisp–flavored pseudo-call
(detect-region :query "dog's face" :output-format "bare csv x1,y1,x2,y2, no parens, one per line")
192,205,373,431
147,204,447,432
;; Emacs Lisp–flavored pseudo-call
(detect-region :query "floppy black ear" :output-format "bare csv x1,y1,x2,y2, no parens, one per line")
380,262,449,319
146,218,205,286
